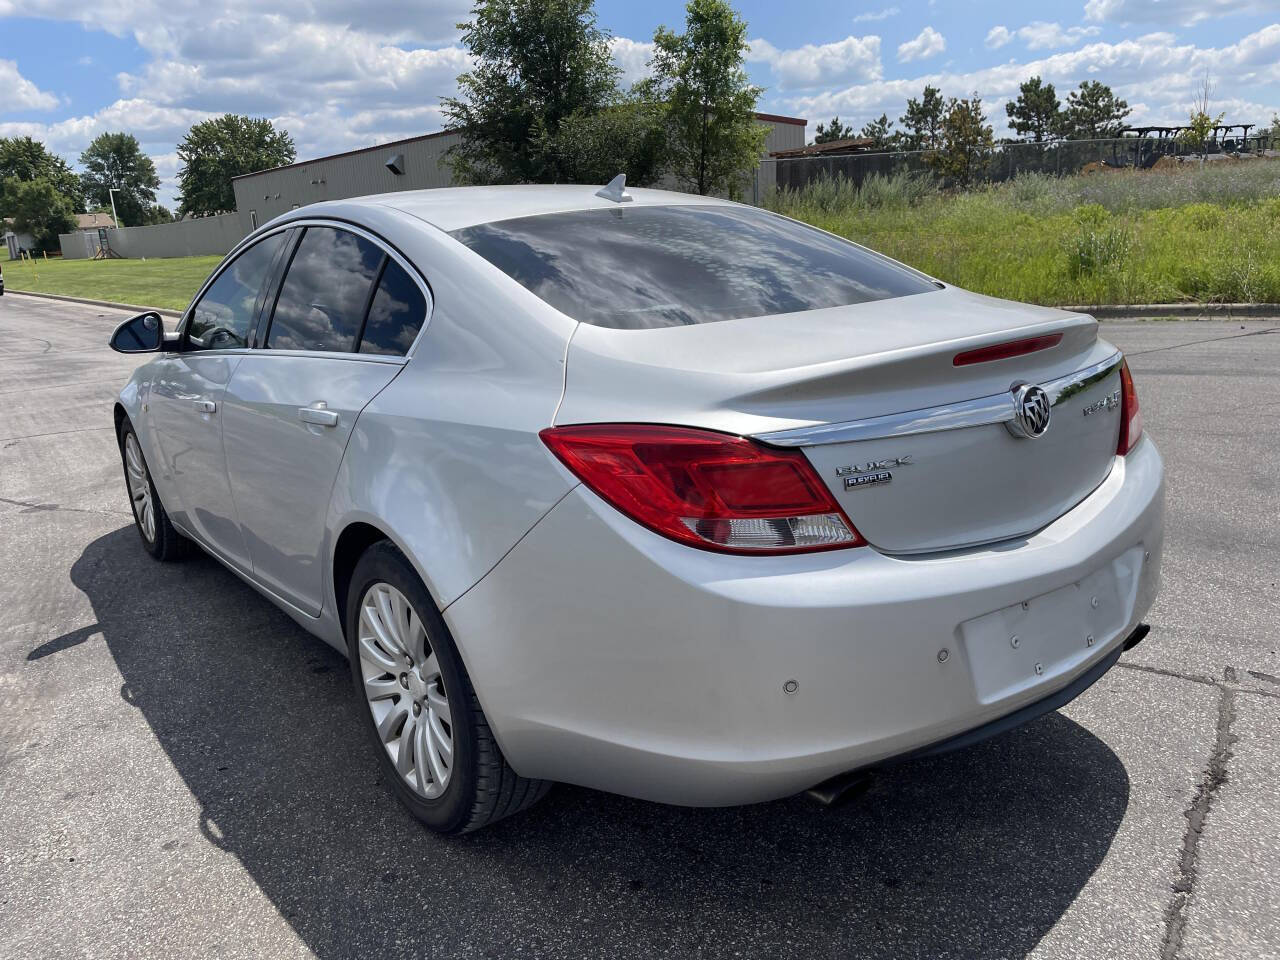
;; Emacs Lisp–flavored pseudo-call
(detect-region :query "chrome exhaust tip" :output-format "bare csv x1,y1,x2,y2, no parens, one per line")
805,769,875,808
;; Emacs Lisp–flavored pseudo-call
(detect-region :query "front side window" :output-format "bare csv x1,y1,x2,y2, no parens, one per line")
450,204,937,330
186,232,285,351
267,226,383,352
359,260,427,356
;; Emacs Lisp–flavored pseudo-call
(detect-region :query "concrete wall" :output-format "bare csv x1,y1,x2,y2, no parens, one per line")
59,213,246,261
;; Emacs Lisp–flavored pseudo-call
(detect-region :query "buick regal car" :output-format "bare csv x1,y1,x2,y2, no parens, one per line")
109,179,1163,833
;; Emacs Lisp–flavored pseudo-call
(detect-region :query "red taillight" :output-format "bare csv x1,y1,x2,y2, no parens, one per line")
540,424,866,554
953,333,1064,367
1117,359,1143,455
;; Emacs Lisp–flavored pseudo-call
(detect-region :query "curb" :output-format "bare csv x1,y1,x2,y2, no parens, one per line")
5,289,183,319
1066,302,1280,320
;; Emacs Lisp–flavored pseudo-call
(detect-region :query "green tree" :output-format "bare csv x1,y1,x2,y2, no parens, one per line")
1178,74,1224,157
642,0,766,197
79,131,160,228
1178,109,1224,156
858,113,895,149
926,94,994,185
812,116,855,143
442,0,620,184
143,203,175,224
1061,81,1130,139
534,100,669,185
4,177,76,252
1005,76,1062,142
176,115,295,217
899,84,946,151
0,136,83,217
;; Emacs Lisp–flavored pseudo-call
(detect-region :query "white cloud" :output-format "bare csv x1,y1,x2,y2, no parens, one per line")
1016,22,1103,50
610,36,653,87
0,0,470,48
985,22,1101,52
782,25,1280,139
1084,0,1275,27
749,35,882,90
986,26,1014,50
1,59,59,111
897,26,946,63
852,6,899,23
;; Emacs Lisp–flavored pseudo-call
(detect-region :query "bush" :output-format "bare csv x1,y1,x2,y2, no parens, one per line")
1180,203,1225,231
1063,223,1131,279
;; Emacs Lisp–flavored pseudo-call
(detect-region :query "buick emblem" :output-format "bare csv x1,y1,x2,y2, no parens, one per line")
1007,384,1052,439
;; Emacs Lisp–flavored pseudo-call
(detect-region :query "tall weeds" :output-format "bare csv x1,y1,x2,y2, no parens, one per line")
763,159,1280,305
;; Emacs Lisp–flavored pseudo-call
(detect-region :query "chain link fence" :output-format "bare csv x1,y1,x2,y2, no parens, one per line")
761,134,1280,195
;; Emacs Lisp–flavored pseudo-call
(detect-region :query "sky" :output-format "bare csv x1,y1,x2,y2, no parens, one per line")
1,0,1278,210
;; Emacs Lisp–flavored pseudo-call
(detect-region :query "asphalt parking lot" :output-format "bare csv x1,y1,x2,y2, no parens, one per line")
1,291,1277,960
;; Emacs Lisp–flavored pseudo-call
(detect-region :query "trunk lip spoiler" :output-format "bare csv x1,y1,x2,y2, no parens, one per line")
756,351,1123,448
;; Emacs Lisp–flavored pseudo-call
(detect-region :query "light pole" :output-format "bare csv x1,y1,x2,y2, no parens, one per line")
107,187,122,228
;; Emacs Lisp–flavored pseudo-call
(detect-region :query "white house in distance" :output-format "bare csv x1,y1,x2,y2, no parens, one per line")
5,211,117,259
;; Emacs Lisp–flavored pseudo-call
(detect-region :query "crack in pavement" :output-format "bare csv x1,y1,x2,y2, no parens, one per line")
0,495,130,520
1127,326,1278,357
1117,660,1280,700
1161,685,1238,960
1115,658,1278,958
0,425,114,442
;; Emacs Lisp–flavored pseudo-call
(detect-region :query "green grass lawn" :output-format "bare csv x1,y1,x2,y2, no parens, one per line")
4,254,223,312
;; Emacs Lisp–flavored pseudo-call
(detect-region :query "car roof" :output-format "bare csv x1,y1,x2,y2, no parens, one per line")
354,184,740,233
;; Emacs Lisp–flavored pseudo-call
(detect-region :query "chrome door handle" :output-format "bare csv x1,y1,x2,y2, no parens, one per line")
298,403,339,427
192,399,216,414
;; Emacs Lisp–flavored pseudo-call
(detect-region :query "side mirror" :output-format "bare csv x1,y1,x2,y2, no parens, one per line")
109,312,164,354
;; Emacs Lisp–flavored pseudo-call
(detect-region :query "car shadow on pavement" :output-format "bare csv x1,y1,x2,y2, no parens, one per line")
44,526,1131,960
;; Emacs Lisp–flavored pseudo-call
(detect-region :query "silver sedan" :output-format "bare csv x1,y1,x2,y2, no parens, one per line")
110,181,1164,833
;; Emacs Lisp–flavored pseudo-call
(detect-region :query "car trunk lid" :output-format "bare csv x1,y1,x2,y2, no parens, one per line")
556,286,1124,554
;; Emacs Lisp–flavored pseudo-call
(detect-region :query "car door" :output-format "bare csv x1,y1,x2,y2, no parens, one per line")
220,223,428,616
148,231,288,570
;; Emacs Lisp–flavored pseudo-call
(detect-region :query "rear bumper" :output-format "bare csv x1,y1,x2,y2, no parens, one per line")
445,438,1165,806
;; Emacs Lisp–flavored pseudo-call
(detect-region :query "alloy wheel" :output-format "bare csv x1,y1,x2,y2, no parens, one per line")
124,433,155,543
358,582,454,799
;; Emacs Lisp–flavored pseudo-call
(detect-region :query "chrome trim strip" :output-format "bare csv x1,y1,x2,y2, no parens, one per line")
757,351,1123,448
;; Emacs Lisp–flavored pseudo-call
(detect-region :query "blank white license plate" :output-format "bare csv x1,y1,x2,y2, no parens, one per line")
961,548,1144,704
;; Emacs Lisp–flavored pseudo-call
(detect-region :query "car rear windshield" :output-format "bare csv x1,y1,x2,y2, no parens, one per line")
449,204,936,330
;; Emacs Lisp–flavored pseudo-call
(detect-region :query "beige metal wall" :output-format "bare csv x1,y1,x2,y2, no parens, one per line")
232,132,459,232
232,116,806,225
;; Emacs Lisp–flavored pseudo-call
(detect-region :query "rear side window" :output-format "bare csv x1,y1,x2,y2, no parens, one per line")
450,205,936,330
186,232,285,351
359,260,427,356
267,226,382,352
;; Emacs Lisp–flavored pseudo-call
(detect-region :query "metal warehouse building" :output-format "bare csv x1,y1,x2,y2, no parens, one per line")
230,113,806,230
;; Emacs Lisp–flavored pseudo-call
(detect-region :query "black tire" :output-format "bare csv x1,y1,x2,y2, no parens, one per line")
346,540,550,833
118,419,191,562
